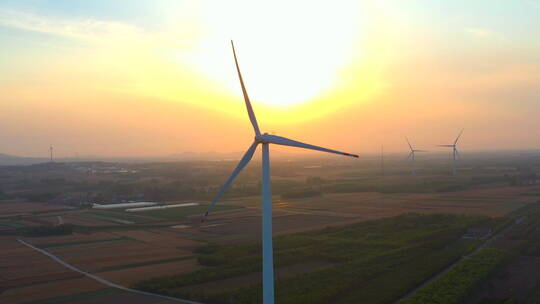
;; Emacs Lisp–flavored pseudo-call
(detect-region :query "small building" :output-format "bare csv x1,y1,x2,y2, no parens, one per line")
462,227,492,239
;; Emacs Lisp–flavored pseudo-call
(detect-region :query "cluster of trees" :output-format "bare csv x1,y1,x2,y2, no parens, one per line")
403,248,508,304
23,224,74,237
505,203,540,256
0,189,12,200
23,192,59,202
281,189,321,199
504,173,538,186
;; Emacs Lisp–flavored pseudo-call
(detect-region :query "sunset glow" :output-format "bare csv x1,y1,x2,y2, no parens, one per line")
1,1,539,157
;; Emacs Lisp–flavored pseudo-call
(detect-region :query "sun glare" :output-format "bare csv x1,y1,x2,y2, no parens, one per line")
184,0,364,108
87,1,393,125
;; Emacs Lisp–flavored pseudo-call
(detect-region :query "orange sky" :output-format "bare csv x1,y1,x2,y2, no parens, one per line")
1,1,539,158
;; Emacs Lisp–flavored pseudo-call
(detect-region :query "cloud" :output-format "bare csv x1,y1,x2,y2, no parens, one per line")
0,9,191,48
465,27,503,39
0,9,132,39
525,0,540,8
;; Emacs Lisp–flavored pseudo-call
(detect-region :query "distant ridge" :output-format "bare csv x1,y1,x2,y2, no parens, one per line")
0,153,47,166
1,149,540,166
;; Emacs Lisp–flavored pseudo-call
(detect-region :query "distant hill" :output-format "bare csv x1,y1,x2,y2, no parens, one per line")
0,153,47,166
2,149,539,166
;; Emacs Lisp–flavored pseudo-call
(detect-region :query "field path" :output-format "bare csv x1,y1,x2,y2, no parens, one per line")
395,217,523,303
17,238,204,304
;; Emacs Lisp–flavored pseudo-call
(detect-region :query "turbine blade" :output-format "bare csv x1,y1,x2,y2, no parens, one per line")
454,129,464,145
405,137,413,151
437,145,455,147
455,148,461,160
260,134,358,158
407,151,413,160
231,41,261,135
415,150,428,152
202,141,258,222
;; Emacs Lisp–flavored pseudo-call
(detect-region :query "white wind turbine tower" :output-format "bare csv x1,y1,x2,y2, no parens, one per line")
437,129,463,176
201,41,359,304
406,137,427,176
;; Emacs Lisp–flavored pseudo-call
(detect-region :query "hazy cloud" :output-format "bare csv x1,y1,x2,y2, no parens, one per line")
0,9,190,48
465,27,503,39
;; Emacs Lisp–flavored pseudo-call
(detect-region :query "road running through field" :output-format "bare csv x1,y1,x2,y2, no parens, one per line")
17,238,205,304
395,217,524,303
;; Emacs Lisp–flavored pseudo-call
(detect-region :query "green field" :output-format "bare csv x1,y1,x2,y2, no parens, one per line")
414,202,540,304
0,221,26,228
402,248,508,304
133,213,496,304
23,288,121,304
38,237,131,249
80,211,144,224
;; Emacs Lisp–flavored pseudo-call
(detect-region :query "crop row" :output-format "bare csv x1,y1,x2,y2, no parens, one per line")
401,248,508,304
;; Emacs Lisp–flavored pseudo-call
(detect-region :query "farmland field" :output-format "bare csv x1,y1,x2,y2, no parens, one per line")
1,156,539,303
135,204,244,220
134,213,495,304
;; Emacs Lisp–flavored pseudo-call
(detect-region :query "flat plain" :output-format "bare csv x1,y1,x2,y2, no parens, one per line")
1,156,539,303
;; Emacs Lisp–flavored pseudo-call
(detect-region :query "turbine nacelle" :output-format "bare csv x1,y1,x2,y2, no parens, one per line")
255,133,270,144
406,137,427,176
406,138,427,153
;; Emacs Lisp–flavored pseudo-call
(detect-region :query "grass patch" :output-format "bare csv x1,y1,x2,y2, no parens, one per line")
79,211,144,224
133,213,496,304
97,255,194,272
495,202,528,211
0,221,26,228
39,237,131,249
22,288,120,304
23,224,74,237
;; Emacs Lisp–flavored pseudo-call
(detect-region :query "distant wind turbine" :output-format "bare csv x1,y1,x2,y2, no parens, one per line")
406,137,426,176
49,145,53,162
380,145,385,179
201,41,359,304
437,129,463,176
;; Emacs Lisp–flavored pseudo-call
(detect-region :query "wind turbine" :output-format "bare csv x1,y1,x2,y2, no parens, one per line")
437,129,463,176
380,145,385,179
406,137,426,176
49,145,54,162
201,41,358,304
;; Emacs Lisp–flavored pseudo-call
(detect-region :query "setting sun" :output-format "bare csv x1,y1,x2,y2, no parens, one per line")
189,1,363,108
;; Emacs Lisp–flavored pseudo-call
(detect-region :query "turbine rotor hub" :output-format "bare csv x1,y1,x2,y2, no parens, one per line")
255,133,270,144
